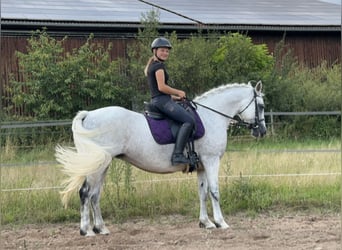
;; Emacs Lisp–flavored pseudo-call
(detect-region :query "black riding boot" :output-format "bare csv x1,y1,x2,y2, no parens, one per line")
171,123,193,166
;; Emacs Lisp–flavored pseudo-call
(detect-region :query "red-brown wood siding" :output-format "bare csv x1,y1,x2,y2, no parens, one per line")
1,33,340,116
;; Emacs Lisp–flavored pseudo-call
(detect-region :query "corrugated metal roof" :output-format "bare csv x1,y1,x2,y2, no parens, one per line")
1,0,341,26
1,0,187,23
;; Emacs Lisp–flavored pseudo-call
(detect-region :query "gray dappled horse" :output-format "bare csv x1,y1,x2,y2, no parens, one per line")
56,81,266,236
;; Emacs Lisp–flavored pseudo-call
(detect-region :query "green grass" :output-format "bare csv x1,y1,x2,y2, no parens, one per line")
1,137,341,225
228,136,340,151
220,178,340,215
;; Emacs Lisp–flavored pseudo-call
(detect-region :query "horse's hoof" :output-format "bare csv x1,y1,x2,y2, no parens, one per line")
80,229,96,236
215,221,229,229
85,230,96,237
214,221,230,229
93,226,110,235
199,220,216,229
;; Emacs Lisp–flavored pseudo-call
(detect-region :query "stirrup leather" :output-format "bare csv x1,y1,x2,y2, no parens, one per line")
186,140,200,172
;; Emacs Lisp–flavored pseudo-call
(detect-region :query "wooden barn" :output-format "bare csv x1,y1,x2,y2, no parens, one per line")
1,0,341,112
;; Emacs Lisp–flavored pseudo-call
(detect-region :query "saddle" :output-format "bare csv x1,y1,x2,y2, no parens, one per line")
144,100,205,172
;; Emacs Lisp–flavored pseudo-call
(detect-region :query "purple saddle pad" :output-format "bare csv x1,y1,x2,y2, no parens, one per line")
145,109,205,145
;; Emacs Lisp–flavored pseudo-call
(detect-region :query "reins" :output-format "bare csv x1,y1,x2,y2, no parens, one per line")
190,100,236,120
191,100,251,128
187,90,262,129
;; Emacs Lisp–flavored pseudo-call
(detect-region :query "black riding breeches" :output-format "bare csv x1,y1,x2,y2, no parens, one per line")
151,95,195,128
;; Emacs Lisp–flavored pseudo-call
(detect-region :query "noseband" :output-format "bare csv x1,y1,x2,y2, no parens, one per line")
237,90,265,130
191,90,264,129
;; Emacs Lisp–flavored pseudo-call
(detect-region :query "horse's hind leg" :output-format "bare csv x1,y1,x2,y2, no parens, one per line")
89,167,110,235
79,166,110,236
79,180,95,236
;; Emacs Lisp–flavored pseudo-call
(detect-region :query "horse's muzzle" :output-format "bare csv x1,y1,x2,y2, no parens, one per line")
251,124,267,138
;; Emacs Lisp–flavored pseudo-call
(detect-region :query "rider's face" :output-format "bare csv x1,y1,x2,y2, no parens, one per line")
155,47,170,61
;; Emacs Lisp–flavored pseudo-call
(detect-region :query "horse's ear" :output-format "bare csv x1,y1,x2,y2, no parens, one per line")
255,81,262,93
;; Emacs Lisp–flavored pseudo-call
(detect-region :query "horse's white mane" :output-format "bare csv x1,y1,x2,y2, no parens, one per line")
195,82,252,101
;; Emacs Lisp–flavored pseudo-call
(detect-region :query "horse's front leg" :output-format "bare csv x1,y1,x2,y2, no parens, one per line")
202,157,229,229
197,169,216,229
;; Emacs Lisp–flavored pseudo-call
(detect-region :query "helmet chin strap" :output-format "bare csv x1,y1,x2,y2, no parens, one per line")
154,49,165,62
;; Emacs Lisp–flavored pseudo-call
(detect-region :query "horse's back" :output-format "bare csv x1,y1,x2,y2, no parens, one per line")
87,106,134,119
82,106,143,129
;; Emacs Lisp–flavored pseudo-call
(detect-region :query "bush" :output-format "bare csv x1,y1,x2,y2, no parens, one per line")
212,33,274,84
167,33,218,96
126,10,160,110
10,30,131,119
7,12,341,139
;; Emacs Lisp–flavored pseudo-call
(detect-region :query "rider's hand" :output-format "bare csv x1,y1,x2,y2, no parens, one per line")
172,95,182,101
177,90,186,99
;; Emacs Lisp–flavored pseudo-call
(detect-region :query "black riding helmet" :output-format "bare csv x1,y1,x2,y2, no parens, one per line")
151,37,172,52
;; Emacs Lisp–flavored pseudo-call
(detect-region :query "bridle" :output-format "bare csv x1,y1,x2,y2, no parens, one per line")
190,90,264,130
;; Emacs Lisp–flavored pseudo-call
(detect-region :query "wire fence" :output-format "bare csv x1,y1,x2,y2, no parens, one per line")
1,171,341,192
1,111,340,129
1,111,341,192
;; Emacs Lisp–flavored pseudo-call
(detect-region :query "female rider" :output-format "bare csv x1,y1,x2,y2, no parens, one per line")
144,37,195,166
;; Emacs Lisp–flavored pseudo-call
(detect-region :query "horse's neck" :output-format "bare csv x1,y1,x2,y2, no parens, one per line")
197,86,251,117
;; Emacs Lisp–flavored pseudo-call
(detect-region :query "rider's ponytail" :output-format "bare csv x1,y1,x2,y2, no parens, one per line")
144,56,154,76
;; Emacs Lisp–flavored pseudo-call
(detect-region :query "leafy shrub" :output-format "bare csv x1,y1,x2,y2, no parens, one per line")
127,11,274,104
126,10,160,110
10,30,130,119
212,33,274,84
167,33,218,96
6,12,341,139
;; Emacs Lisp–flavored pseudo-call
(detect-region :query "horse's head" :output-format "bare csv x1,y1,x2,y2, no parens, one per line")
237,81,267,138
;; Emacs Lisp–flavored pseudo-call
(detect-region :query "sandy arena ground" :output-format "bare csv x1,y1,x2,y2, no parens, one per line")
2,213,341,250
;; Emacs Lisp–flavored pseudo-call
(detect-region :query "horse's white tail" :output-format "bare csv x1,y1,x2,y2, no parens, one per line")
55,111,112,208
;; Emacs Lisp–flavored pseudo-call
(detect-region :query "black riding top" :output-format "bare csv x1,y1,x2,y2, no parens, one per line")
147,60,169,98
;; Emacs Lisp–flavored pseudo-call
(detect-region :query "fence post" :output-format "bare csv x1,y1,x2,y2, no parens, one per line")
270,109,274,135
